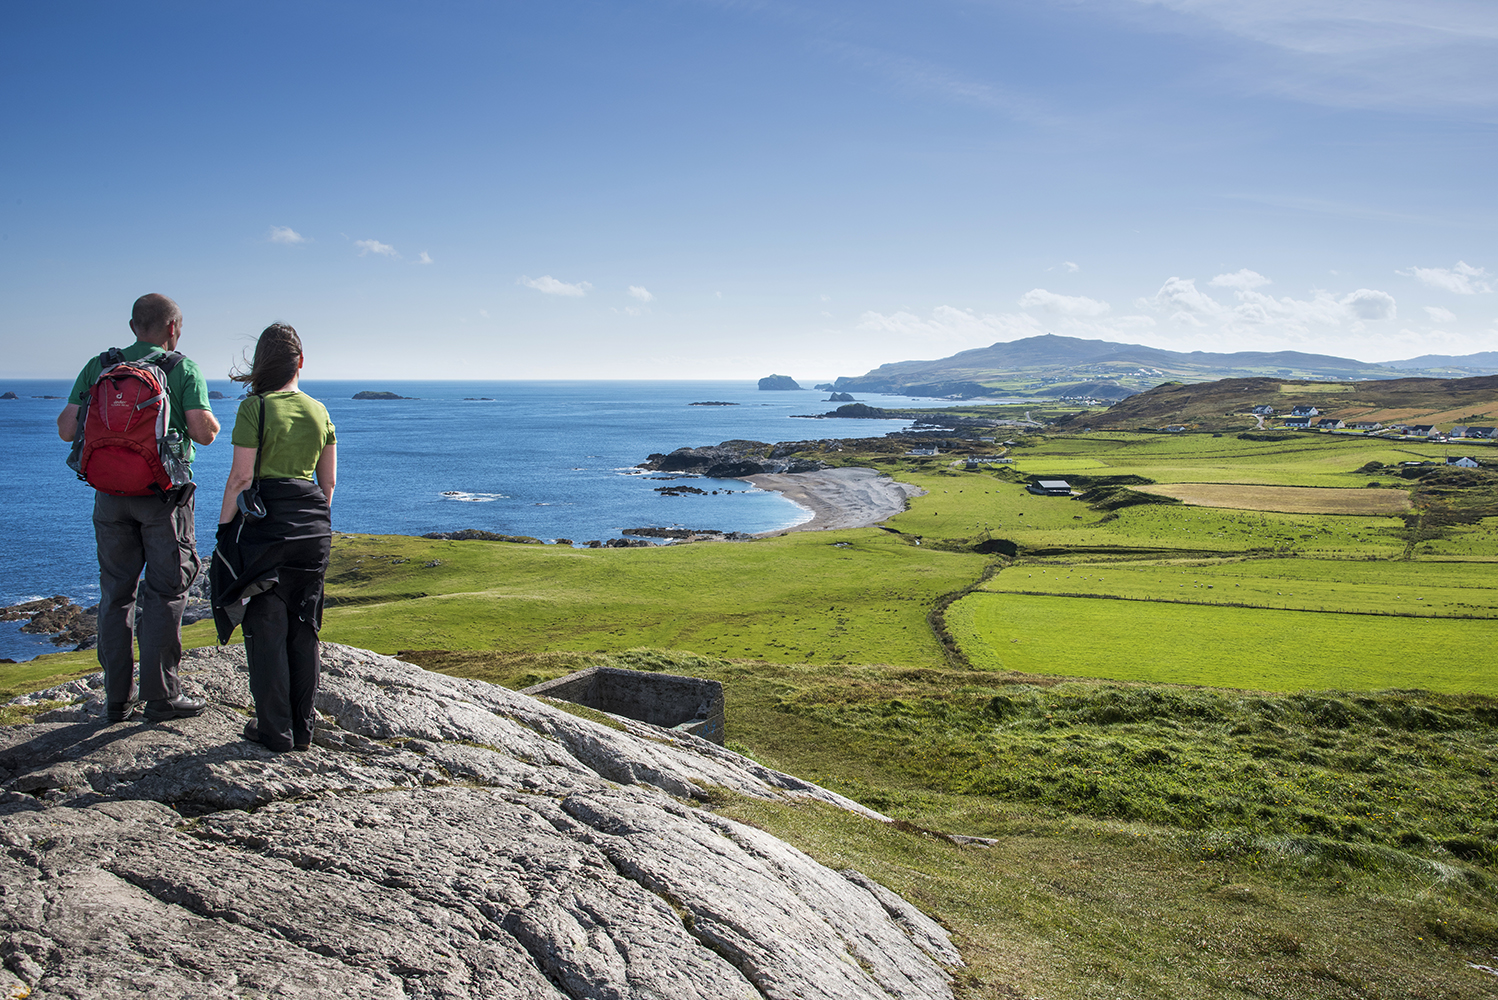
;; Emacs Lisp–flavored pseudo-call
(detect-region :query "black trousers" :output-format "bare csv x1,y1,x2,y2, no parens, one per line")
242,582,320,751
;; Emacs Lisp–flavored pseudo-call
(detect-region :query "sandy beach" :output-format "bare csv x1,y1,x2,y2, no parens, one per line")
741,467,925,534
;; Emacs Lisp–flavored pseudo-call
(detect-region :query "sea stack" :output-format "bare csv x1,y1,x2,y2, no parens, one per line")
758,374,803,390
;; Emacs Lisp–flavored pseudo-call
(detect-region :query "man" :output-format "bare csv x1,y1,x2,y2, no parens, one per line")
57,294,221,723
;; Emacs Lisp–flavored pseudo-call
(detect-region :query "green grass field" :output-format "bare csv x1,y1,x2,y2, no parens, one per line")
948,593,1498,694
312,528,986,666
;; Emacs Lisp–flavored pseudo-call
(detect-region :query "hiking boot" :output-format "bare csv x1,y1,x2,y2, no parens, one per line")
106,700,139,723
144,695,207,722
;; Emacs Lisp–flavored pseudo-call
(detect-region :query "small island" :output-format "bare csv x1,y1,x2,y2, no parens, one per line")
353,390,417,400
689,401,738,406
207,390,227,399
0,391,17,400
758,374,803,390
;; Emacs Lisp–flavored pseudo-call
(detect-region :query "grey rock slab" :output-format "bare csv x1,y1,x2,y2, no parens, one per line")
1,643,959,999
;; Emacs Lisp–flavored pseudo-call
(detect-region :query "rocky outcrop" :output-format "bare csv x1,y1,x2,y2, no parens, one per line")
421,529,544,544
640,440,829,478
0,643,959,999
827,392,855,402
352,391,417,400
757,375,803,391
0,392,17,400
0,597,98,649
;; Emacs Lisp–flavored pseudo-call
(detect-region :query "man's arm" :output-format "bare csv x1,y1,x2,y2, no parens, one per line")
186,408,220,445
57,404,80,442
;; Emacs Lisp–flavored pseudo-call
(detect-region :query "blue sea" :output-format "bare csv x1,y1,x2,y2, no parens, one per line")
0,379,959,661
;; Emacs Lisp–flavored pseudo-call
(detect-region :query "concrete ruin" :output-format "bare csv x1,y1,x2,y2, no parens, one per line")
523,666,726,745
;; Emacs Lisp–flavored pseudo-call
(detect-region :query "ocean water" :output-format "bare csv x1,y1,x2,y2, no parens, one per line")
0,379,949,660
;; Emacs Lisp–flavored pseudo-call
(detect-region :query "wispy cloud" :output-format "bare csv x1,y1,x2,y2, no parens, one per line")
1118,0,1498,115
1425,305,1458,322
519,274,591,297
355,239,399,257
268,226,306,245
627,285,654,302
1063,261,1080,273
1400,261,1493,294
417,251,433,265
822,40,1054,123
1018,288,1111,316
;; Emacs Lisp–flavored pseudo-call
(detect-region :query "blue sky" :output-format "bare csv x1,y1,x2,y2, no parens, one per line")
3,1,1495,381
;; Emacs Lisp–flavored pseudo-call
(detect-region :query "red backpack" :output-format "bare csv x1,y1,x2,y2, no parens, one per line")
67,348,193,499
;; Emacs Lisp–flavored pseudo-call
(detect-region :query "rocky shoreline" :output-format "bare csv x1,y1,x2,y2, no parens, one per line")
0,579,213,658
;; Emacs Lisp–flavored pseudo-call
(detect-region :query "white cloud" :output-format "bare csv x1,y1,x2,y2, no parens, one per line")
1425,305,1458,322
1063,261,1080,273
355,239,398,257
627,285,654,302
1018,288,1111,316
417,251,433,265
1401,261,1493,294
1146,277,1226,317
268,226,306,245
479,309,489,318
519,275,591,297
1209,269,1271,290
1139,274,1398,334
1341,288,1397,321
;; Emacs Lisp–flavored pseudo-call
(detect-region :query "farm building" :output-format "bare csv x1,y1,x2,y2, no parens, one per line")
1251,405,1274,416
1448,456,1480,468
1289,405,1320,417
1348,421,1383,431
1466,427,1496,439
1281,417,1313,429
1027,480,1073,496
906,447,939,457
1316,418,1345,430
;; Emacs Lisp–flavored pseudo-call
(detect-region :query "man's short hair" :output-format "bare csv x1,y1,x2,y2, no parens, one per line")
131,294,181,335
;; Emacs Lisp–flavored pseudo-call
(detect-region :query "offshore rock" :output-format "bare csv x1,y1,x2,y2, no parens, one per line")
640,440,829,478
757,374,803,390
0,643,958,999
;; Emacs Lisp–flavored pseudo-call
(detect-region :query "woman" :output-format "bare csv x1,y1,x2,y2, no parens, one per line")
212,324,336,752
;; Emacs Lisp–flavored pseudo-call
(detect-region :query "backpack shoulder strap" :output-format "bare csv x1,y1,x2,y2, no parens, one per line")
153,350,186,375
98,347,125,369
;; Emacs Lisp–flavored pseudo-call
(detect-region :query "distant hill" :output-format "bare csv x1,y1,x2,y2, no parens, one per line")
1381,351,1498,372
831,334,1487,399
1050,374,1498,433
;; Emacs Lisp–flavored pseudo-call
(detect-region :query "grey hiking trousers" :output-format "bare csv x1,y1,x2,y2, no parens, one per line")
93,491,201,704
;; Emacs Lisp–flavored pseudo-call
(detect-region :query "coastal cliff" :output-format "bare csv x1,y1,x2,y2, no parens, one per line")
0,643,960,999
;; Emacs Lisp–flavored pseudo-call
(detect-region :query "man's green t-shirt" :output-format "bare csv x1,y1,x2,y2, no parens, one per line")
68,341,213,465
231,391,336,481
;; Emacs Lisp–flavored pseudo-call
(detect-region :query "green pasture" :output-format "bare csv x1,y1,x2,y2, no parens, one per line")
984,557,1498,618
1005,432,1452,487
884,469,1411,557
948,592,1498,695
309,529,986,666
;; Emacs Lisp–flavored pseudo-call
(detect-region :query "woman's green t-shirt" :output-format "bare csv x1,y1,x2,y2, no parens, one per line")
230,391,336,481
